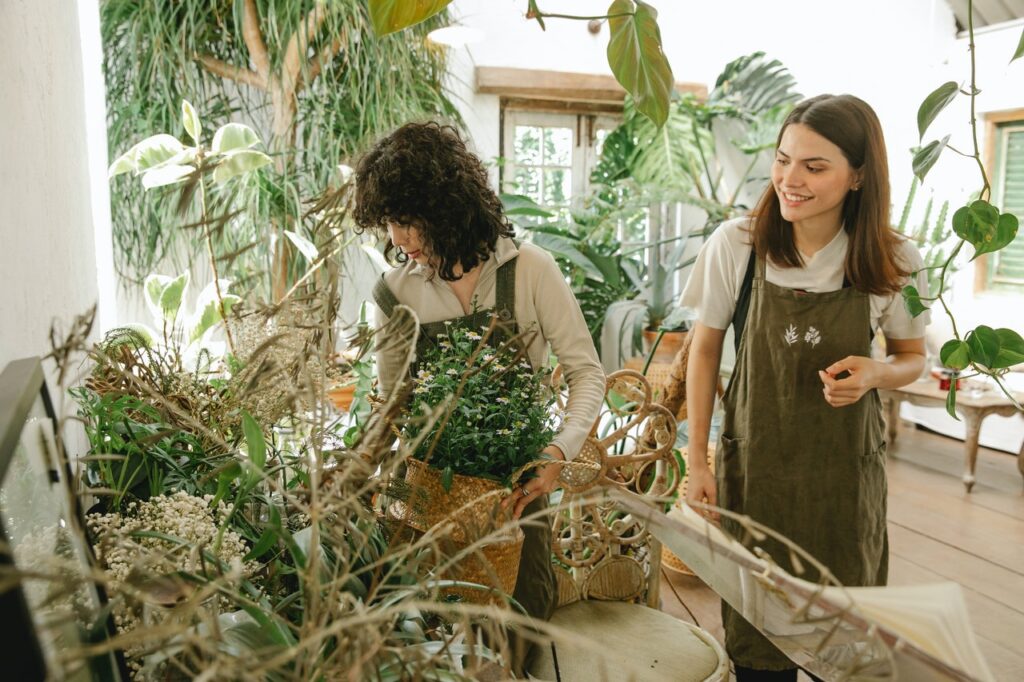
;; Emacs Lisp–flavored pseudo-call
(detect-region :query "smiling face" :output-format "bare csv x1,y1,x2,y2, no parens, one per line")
386,221,430,265
771,123,861,231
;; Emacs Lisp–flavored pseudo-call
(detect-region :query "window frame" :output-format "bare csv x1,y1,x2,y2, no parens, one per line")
976,108,1024,294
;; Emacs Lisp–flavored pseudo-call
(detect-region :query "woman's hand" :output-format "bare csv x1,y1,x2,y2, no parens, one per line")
685,465,718,522
818,355,886,407
503,445,564,520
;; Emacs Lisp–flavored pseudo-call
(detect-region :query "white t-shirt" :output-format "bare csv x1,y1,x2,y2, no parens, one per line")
680,217,930,339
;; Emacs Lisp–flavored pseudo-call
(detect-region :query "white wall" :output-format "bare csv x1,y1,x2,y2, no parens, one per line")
0,1,111,391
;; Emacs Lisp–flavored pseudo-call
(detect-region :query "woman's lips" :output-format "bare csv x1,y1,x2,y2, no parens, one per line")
404,249,421,259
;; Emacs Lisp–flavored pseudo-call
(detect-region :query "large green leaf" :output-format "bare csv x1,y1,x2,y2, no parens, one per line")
966,325,1000,368
952,199,1019,260
939,339,970,370
500,193,554,217
108,134,185,178
211,123,259,154
709,51,801,114
284,230,319,262
912,136,950,182
916,81,958,140
159,271,189,321
994,328,1024,368
1012,27,1024,63
212,150,272,183
141,163,195,189
626,97,709,191
368,0,453,36
607,0,673,127
901,285,929,318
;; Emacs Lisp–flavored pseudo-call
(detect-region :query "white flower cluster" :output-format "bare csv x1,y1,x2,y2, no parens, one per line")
88,491,252,585
87,490,254,674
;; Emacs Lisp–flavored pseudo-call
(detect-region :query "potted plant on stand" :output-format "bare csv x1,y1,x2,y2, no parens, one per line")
392,318,559,603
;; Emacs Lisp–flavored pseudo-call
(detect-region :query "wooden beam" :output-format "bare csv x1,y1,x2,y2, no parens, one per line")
476,66,706,104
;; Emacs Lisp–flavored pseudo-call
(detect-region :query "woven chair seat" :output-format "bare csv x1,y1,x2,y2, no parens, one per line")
528,600,727,682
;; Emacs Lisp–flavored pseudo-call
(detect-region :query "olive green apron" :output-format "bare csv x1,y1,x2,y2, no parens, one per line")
717,254,888,671
373,256,557,670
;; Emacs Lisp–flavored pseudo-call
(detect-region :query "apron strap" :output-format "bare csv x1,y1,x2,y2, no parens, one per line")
372,275,400,318
494,255,518,327
731,249,757,354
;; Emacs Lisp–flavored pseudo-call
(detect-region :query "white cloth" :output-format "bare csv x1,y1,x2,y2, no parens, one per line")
373,237,606,461
680,217,930,339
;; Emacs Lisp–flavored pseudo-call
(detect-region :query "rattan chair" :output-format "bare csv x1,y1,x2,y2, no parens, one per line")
528,369,727,682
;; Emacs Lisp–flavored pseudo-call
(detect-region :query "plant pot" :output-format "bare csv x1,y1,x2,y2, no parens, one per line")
326,384,357,411
396,458,524,604
642,329,688,365
400,458,510,540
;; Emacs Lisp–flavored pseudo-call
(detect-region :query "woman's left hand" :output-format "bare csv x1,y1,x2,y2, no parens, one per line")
503,445,565,520
818,356,887,407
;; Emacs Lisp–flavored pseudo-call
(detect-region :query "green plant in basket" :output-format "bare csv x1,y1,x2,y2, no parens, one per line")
400,320,560,492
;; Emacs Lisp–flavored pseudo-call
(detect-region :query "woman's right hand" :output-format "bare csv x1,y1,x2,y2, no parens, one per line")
685,465,718,523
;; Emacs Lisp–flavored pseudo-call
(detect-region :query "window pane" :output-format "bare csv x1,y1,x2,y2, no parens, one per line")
514,126,542,165
514,166,541,203
543,168,571,206
543,127,573,166
594,129,611,158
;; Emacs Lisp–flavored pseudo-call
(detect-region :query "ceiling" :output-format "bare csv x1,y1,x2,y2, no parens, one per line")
946,0,1024,30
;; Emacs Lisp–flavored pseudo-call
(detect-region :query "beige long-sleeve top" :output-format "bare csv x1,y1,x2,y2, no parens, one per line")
373,237,606,461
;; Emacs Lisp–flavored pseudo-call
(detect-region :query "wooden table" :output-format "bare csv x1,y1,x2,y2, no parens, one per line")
880,380,1024,492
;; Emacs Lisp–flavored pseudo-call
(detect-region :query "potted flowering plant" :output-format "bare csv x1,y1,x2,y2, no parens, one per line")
400,320,559,494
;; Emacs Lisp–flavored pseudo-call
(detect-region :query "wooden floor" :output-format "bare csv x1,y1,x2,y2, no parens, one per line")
658,425,1024,681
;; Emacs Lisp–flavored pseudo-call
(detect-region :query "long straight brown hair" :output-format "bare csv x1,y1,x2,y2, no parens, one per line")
752,94,908,295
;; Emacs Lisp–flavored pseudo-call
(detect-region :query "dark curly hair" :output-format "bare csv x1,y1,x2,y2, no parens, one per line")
353,121,515,281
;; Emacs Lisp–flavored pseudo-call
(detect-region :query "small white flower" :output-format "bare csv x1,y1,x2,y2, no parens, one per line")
413,385,429,394
446,368,458,376
496,428,512,436
804,326,822,347
438,340,452,349
416,369,433,381
496,397,510,404
466,331,482,341
481,353,494,363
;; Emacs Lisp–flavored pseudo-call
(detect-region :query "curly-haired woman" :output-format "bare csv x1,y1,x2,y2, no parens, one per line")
354,121,605,672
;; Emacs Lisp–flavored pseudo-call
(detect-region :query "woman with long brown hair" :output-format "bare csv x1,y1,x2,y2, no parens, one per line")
681,94,929,680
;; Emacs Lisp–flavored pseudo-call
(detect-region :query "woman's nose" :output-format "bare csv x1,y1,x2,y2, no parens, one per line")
781,165,804,187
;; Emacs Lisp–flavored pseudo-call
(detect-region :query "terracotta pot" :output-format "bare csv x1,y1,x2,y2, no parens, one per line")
326,384,357,411
642,329,689,364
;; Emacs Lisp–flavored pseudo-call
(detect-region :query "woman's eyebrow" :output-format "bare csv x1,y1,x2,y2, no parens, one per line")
777,149,832,163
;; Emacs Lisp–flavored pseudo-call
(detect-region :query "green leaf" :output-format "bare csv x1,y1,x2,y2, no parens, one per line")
190,293,239,342
141,164,194,189
211,123,259,154
213,150,272,183
159,271,189,321
939,339,970,370
607,0,674,127
181,99,201,145
966,325,1000,368
441,466,454,492
945,379,959,421
916,81,958,140
952,200,1018,259
993,328,1024,369
284,230,319,262
1012,27,1024,63
132,133,186,172
144,274,171,317
368,0,454,36
212,461,242,508
912,135,950,182
901,285,929,318
500,193,554,217
242,528,278,563
242,412,266,481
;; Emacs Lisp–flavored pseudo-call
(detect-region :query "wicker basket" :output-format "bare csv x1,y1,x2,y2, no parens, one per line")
662,448,715,577
397,458,525,604
401,458,510,542
437,531,525,605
